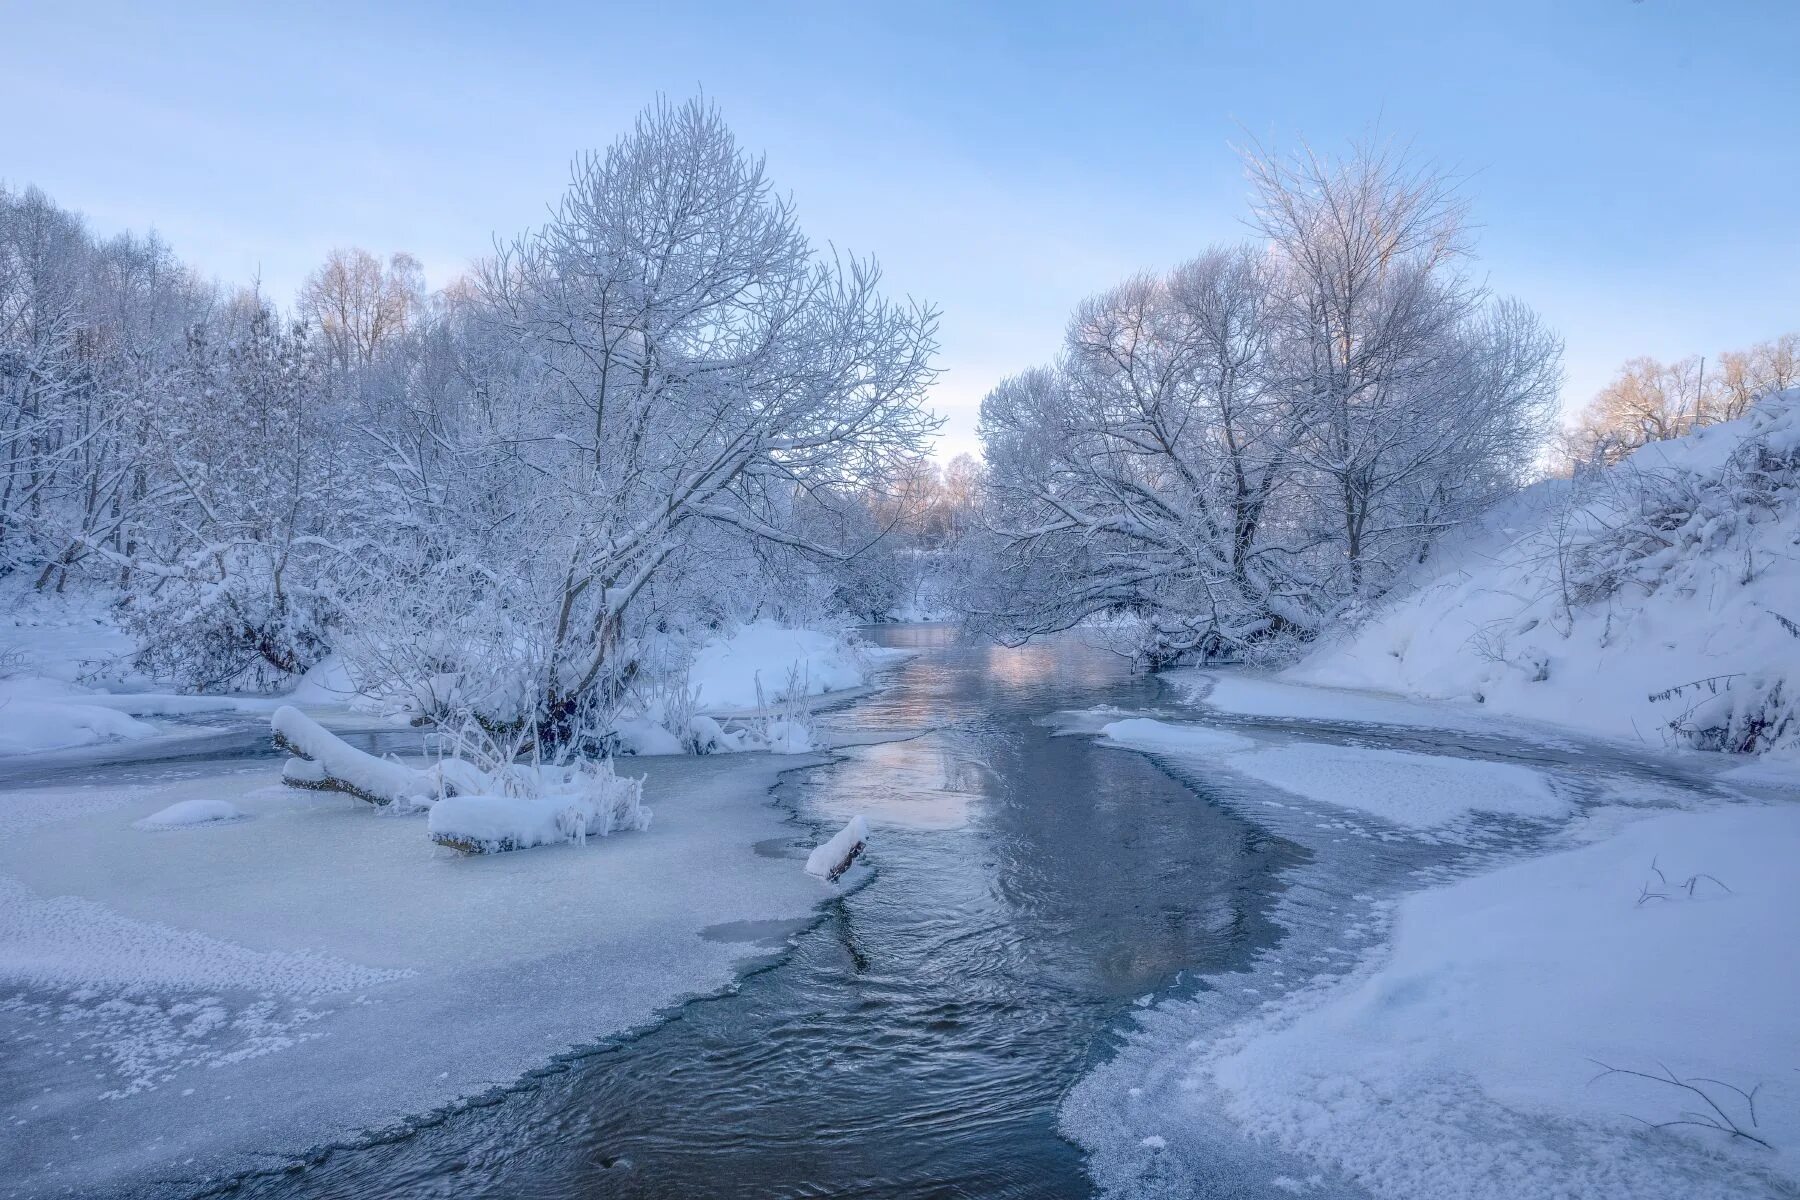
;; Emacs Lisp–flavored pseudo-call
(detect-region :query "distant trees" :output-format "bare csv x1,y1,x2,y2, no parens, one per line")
297,248,424,368
968,140,1561,664
1562,333,1799,468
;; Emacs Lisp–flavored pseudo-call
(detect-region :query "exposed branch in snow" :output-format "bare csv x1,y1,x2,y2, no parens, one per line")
1588,1059,1771,1149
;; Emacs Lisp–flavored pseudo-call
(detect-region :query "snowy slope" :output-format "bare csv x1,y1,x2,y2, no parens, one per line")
1292,390,1800,758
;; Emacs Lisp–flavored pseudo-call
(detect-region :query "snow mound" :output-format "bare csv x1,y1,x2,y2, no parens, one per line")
1202,802,1800,1196
1294,390,1800,755
689,621,868,711
0,677,158,755
133,799,245,829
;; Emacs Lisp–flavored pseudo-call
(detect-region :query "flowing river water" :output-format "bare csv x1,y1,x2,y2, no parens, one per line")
146,623,1727,1199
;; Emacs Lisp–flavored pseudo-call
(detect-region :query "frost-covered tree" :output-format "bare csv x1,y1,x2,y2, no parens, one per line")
968,142,1560,665
124,301,354,689
338,98,939,742
1562,332,1800,468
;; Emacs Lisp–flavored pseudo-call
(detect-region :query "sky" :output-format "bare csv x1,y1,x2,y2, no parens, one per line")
4,0,1796,461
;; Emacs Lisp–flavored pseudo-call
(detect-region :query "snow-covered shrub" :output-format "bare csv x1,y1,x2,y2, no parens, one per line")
122,305,355,693
129,570,336,693
1659,672,1796,755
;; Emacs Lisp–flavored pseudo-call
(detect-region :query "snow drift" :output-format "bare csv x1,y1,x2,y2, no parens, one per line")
689,620,870,711
1294,390,1800,755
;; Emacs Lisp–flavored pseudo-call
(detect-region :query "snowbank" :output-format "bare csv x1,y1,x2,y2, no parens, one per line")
133,799,245,829
0,748,832,1197
1098,718,1255,756
0,677,158,755
1230,744,1567,829
689,620,870,710
1098,718,1564,829
1201,802,1800,1197
1293,391,1800,756
1170,671,1519,733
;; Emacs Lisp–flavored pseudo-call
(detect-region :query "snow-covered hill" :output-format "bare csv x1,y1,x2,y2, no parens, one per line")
1291,389,1800,757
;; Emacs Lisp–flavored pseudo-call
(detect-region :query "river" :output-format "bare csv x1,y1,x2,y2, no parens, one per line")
155,624,1728,1198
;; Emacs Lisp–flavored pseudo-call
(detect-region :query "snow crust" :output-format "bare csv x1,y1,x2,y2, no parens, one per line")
1200,802,1800,1197
1292,391,1800,755
1171,671,1529,734
0,750,830,1196
1098,718,1564,829
1097,718,1255,756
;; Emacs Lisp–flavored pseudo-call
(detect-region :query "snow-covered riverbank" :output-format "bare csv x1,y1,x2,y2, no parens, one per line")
0,613,909,1198
1066,673,1800,1200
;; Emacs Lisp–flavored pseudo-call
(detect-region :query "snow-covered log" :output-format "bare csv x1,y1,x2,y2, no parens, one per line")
428,765,649,854
271,705,444,807
805,815,870,881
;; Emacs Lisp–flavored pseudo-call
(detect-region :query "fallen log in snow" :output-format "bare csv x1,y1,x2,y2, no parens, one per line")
271,705,445,808
805,815,870,882
428,766,649,854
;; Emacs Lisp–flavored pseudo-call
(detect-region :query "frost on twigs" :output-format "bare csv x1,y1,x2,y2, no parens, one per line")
805,815,870,882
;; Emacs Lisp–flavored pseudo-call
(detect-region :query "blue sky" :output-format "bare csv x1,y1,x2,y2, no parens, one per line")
5,0,1796,459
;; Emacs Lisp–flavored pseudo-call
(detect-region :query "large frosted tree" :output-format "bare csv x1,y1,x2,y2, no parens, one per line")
969,141,1560,664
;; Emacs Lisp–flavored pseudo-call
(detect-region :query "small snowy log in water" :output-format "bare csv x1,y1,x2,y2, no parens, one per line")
271,705,446,807
427,763,649,854
805,815,870,882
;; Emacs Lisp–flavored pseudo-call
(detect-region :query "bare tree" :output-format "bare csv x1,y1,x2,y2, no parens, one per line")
346,97,939,742
297,247,424,368
967,141,1558,665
